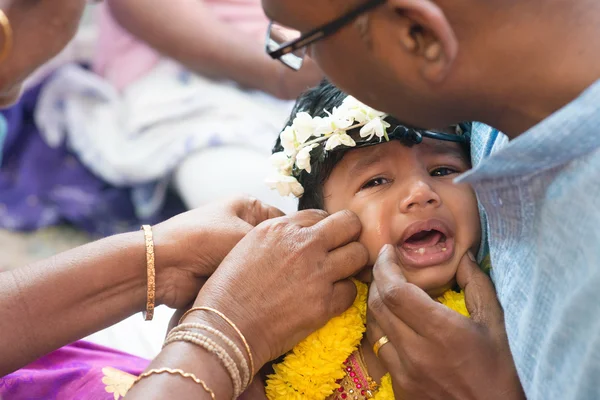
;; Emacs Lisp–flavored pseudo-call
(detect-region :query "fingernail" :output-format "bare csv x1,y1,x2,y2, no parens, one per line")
467,251,476,262
379,244,390,256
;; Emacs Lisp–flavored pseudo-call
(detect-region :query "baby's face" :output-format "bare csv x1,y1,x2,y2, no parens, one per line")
323,138,481,296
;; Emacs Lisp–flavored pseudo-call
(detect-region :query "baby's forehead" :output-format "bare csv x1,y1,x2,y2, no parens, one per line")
342,138,469,167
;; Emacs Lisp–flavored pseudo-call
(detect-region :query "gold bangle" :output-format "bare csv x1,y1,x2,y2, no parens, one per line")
132,367,215,399
0,9,12,64
141,225,155,321
179,306,255,380
373,335,390,358
170,323,250,388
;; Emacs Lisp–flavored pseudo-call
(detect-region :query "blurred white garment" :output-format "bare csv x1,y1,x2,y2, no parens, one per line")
35,60,293,186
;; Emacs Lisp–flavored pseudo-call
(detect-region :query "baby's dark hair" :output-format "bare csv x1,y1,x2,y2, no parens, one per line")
272,80,471,210
272,80,351,210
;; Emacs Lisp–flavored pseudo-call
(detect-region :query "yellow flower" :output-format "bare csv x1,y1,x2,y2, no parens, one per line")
266,284,469,400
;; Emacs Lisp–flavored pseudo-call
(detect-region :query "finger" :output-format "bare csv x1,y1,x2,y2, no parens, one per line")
329,279,358,317
373,245,450,336
310,209,362,250
366,307,404,372
288,209,329,228
234,196,286,226
324,241,370,281
368,282,419,343
456,252,504,329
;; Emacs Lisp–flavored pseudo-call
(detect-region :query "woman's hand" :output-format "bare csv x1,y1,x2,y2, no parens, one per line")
366,245,525,399
152,196,284,309
188,209,370,369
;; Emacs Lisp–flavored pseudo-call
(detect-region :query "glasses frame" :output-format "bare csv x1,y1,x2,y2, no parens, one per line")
348,125,470,152
265,0,387,69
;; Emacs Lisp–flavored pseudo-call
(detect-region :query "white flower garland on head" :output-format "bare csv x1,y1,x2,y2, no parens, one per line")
266,95,391,198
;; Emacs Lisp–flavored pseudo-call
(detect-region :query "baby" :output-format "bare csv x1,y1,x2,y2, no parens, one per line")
266,80,482,399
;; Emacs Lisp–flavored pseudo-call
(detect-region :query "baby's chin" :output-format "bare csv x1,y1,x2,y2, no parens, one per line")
355,266,457,299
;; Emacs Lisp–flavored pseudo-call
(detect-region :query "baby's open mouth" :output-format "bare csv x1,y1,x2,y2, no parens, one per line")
401,229,448,255
396,220,455,268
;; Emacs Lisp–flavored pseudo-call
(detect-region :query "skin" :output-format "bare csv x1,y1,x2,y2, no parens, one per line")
128,209,370,400
0,0,87,107
0,197,284,376
323,139,481,296
261,0,600,137
105,0,322,99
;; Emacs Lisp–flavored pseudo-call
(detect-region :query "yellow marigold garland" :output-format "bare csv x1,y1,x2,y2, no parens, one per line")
265,281,469,400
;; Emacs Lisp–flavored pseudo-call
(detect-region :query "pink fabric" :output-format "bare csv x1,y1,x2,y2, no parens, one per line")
93,0,269,91
0,341,149,400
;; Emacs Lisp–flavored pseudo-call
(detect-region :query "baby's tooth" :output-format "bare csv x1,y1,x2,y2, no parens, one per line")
442,247,447,251
418,248,425,255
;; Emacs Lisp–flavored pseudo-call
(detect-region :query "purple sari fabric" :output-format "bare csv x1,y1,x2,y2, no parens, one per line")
0,75,185,236
0,341,150,400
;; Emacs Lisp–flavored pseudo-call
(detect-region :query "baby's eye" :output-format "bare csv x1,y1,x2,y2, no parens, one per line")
430,167,459,177
361,177,390,190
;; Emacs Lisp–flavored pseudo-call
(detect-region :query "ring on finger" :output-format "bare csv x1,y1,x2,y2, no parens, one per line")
373,335,390,358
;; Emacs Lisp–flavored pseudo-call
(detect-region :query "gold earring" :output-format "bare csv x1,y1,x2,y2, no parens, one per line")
0,9,13,64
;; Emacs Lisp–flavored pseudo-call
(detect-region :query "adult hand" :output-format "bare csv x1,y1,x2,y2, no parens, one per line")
0,0,86,106
190,209,370,369
367,245,525,400
152,196,284,309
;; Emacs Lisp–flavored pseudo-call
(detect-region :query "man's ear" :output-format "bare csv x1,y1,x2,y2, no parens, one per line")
386,0,458,83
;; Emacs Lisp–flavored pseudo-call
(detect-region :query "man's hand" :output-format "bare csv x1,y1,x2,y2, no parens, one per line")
367,245,524,399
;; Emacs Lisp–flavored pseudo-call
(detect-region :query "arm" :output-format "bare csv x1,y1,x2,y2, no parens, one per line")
105,0,321,99
127,210,369,399
0,197,283,376
0,231,151,376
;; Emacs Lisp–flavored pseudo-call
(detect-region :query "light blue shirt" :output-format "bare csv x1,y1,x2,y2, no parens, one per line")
459,80,600,399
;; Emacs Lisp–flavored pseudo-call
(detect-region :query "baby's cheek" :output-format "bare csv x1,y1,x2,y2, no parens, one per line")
357,218,395,265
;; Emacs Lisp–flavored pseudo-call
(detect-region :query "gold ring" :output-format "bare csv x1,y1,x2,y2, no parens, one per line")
373,335,390,358
0,9,13,64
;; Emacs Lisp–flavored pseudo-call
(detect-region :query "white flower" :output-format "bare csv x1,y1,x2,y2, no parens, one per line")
292,112,316,144
265,174,304,197
270,152,293,175
360,117,391,141
339,96,369,124
339,96,387,124
295,144,318,173
280,126,297,156
329,107,354,131
325,132,356,151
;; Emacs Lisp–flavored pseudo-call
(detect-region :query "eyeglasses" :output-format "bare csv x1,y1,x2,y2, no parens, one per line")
345,123,471,152
265,0,387,70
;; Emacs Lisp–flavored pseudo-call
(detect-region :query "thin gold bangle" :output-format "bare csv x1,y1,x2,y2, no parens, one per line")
179,306,255,379
0,9,13,64
132,367,215,399
141,225,155,321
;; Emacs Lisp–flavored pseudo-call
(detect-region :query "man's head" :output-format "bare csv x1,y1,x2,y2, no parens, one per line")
263,0,598,136
271,81,481,295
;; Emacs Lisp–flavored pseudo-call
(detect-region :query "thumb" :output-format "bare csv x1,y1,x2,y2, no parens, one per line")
456,252,504,329
234,196,285,226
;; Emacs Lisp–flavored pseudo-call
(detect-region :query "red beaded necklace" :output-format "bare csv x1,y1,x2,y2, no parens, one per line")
332,347,379,399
